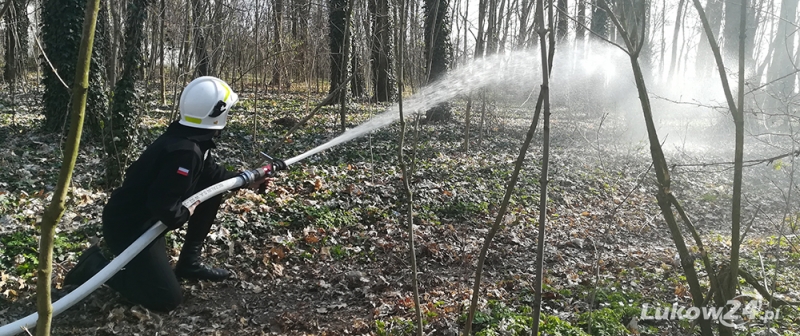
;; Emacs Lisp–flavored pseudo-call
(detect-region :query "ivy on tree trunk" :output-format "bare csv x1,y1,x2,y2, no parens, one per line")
423,0,453,121
104,0,151,186
41,0,108,139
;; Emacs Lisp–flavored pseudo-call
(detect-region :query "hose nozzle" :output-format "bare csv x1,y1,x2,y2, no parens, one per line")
260,152,287,171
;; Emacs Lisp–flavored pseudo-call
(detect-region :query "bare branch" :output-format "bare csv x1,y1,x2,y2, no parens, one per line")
553,5,628,54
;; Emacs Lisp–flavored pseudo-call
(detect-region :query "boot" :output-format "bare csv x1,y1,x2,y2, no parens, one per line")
174,241,230,281
63,244,109,287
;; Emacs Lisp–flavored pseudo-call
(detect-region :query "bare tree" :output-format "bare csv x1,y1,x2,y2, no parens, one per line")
270,0,286,89
4,0,29,84
600,0,717,334
667,0,685,80
695,0,721,77
590,0,608,39
370,0,396,101
329,0,348,102
556,0,568,41
36,0,101,334
192,0,211,76
765,0,798,109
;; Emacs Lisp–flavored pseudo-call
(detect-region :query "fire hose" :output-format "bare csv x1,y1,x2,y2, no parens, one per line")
0,161,285,336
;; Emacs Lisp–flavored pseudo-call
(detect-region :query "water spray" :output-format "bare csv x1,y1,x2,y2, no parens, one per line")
0,51,543,335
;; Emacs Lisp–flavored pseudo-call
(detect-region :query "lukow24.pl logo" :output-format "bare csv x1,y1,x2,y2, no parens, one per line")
640,297,780,327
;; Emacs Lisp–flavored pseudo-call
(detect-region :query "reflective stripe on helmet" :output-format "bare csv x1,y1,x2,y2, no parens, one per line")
184,116,202,124
222,82,231,102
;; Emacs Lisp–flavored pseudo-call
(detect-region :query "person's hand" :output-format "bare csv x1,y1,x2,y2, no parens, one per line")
187,200,201,216
247,177,268,191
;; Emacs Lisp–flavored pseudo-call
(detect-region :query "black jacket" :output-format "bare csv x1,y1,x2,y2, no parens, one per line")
103,122,238,234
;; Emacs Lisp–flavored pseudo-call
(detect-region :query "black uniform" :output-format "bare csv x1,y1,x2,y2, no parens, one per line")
101,121,237,311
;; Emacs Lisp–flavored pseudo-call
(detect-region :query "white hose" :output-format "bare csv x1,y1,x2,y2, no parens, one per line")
0,176,245,336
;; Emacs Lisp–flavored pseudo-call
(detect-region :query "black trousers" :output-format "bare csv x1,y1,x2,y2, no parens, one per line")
102,193,223,311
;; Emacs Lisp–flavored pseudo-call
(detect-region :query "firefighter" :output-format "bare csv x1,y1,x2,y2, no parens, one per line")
64,76,280,311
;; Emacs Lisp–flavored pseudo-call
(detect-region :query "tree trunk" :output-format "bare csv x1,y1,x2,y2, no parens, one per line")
191,0,210,77
464,1,555,329
485,0,497,54
338,0,354,131
105,0,152,186
35,0,100,334
576,0,585,40
691,0,747,333
328,0,347,103
210,0,226,79
350,43,365,97
590,0,608,39
498,0,512,52
695,0,722,77
270,0,285,89
291,0,308,81
603,1,715,334
476,0,487,54
105,0,120,88
659,0,665,76
4,0,29,83
765,0,798,105
556,0,567,41
530,0,553,330
516,0,533,47
159,0,165,105
369,0,396,102
41,0,109,139
668,0,685,80
423,0,452,121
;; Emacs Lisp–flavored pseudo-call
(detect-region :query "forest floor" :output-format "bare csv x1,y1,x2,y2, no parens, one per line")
0,89,799,335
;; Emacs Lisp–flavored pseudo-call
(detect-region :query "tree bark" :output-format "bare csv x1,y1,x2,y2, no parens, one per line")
556,0,568,41
423,0,452,121
690,3,746,335
485,0,497,54
338,0,355,131
159,0,166,105
765,0,798,105
695,0,722,77
369,0,395,102
4,0,29,83
191,0,210,77
530,0,552,330
328,0,347,103
590,0,608,39
105,0,151,186
393,0,422,333
270,0,285,89
576,0,585,40
667,0,684,80
35,0,100,334
41,0,108,139
602,0,715,334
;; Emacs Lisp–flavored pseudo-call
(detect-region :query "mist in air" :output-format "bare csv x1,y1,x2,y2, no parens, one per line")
287,39,742,166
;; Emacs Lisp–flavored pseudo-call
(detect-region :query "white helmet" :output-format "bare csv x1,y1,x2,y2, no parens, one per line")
179,76,239,130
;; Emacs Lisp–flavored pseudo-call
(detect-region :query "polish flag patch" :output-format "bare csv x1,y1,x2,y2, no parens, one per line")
177,167,190,176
